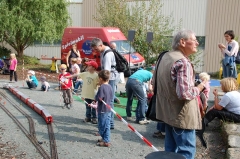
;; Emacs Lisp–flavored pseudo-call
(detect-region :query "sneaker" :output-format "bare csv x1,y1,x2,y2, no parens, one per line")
127,117,136,122
92,118,98,124
153,131,165,138
83,118,91,122
67,104,70,109
62,104,67,109
139,119,150,125
96,141,110,147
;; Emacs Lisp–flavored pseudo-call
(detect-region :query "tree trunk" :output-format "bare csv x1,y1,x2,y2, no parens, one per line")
16,45,24,57
17,49,24,57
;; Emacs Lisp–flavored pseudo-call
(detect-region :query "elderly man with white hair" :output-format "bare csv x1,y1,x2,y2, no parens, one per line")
155,30,206,159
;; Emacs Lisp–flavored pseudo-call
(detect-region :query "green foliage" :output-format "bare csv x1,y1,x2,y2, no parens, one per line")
94,0,180,65
0,46,11,58
0,0,71,57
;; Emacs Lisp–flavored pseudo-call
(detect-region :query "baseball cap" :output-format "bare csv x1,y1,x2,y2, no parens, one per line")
85,61,98,69
28,70,35,75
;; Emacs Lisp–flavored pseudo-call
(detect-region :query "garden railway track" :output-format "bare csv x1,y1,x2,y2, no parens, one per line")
0,90,58,159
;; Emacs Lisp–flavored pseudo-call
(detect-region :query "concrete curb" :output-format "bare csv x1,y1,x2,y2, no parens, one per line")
222,123,240,159
5,84,53,123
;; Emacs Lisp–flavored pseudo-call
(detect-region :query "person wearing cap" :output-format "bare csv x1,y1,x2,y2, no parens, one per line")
40,76,50,92
25,70,38,89
68,60,99,124
59,64,73,109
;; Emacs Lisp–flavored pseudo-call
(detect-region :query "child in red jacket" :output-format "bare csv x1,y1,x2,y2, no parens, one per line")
59,64,73,109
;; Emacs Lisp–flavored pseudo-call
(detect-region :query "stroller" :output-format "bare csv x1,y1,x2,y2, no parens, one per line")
0,58,10,74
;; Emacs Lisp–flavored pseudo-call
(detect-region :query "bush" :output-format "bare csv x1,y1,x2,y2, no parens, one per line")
0,46,11,58
17,55,40,65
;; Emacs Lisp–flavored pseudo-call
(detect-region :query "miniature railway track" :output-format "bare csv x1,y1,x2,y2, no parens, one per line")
48,124,58,159
0,90,58,159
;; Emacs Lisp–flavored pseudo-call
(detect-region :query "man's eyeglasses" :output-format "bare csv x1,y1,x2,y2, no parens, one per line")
60,68,66,70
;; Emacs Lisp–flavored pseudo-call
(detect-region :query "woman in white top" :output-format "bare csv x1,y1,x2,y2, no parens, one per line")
204,77,240,124
218,30,239,78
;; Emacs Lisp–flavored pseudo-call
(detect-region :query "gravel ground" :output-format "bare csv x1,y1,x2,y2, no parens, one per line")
0,75,226,159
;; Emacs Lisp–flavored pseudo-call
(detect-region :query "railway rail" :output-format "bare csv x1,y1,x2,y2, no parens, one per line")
0,90,58,159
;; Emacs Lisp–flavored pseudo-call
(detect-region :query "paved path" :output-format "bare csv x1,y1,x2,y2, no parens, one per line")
0,79,229,159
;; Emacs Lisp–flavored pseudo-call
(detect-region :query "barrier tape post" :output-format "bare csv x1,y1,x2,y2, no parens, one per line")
22,59,24,87
98,98,159,152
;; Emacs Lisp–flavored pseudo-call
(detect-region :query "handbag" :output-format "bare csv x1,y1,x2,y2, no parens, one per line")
146,51,168,121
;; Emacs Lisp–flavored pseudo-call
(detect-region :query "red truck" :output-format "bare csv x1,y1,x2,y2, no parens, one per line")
61,27,145,73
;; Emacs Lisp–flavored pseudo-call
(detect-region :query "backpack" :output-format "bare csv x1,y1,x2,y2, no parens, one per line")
235,50,240,64
103,49,129,72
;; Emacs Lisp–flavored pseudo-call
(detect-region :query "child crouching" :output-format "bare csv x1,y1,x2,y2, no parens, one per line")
40,76,50,92
95,70,113,147
25,70,38,89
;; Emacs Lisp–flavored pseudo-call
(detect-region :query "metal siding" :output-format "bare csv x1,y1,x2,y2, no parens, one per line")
160,0,207,36
204,0,240,73
68,3,82,26
24,46,61,65
127,0,207,36
82,0,101,27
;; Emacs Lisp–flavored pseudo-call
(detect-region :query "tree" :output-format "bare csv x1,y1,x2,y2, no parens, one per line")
0,0,70,57
94,0,180,65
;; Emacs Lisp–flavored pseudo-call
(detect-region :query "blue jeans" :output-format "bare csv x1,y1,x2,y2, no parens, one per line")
157,122,165,132
26,81,37,89
98,112,111,143
74,80,83,92
126,78,146,121
222,59,237,78
41,85,50,91
108,80,115,128
165,123,196,159
85,98,97,119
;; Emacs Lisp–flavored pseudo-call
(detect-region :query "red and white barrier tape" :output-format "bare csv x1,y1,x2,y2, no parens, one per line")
97,98,160,152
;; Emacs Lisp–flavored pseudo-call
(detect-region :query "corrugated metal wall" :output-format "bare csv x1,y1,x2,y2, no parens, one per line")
82,0,101,27
204,0,240,73
68,3,83,27
81,0,207,36
160,0,207,36
24,46,61,65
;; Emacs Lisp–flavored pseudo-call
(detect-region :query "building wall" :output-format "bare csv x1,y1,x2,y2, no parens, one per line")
157,0,207,36
204,0,240,73
82,0,101,27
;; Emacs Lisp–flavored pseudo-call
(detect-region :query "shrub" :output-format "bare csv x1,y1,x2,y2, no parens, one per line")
17,55,40,65
0,46,11,58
